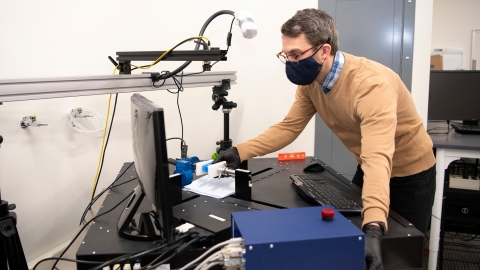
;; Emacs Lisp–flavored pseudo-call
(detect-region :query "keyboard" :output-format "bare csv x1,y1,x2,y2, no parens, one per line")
290,174,362,214
450,122,480,134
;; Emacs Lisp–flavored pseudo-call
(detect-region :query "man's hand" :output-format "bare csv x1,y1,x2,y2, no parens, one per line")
364,223,383,270
213,147,241,169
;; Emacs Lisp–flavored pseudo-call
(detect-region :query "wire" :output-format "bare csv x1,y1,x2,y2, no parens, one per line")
179,239,235,270
33,257,104,270
48,190,134,270
143,237,200,270
90,94,113,200
91,94,119,200
88,230,195,270
80,162,135,225
193,251,222,270
225,16,235,54
427,120,451,135
167,137,186,146
90,65,119,200
130,36,210,72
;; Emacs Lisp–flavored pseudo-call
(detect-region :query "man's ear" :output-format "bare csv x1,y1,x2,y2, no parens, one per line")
322,43,332,58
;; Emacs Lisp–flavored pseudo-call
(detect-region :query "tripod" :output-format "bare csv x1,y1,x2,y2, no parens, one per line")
0,136,29,270
211,79,237,154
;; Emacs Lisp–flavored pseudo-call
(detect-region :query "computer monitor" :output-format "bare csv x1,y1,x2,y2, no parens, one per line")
428,71,480,125
117,93,181,243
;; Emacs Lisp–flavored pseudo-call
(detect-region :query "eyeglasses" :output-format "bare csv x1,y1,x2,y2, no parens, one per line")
276,44,324,66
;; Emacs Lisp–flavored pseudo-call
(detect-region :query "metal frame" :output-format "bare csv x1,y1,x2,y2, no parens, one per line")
0,71,236,102
116,50,227,62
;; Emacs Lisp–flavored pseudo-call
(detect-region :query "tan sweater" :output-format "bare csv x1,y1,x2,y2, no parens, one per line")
236,52,436,229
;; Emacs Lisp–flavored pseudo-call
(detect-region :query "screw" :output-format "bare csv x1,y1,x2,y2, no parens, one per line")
205,201,207,203
407,234,411,237
359,237,362,241
182,209,185,212
100,227,102,230
107,230,110,232
82,241,85,244
93,251,96,254
406,56,410,59
270,244,274,249
249,246,253,250
194,205,196,207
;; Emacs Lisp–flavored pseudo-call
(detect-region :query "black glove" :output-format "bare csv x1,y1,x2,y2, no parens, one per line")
364,223,383,270
213,147,241,169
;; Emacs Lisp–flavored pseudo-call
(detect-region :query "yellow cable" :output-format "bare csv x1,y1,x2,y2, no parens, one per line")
130,36,210,71
90,65,118,200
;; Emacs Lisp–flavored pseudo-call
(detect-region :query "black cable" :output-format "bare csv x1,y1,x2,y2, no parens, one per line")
155,10,236,81
427,120,451,135
166,72,185,154
166,137,186,146
91,93,119,201
49,191,134,270
80,162,134,225
130,37,208,72
225,16,235,54
33,257,104,270
141,236,200,270
90,232,195,270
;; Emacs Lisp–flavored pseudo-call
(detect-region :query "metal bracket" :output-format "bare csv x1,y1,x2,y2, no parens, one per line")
235,169,252,201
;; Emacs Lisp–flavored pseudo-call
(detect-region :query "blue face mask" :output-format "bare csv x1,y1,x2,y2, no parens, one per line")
285,47,323,86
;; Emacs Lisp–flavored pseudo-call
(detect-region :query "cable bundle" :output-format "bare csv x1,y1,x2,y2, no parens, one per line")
66,108,105,138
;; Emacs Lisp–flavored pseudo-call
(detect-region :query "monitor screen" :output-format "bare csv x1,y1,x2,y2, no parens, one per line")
428,71,480,122
118,93,178,243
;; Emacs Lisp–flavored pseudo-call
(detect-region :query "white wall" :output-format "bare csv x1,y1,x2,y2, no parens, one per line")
0,0,317,261
431,0,480,70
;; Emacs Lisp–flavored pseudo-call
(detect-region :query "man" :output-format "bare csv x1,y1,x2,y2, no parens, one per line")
214,8,436,269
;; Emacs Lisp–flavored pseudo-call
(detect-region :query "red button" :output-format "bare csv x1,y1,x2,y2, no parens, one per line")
321,208,334,221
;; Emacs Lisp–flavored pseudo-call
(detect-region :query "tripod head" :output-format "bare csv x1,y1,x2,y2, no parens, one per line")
212,79,237,111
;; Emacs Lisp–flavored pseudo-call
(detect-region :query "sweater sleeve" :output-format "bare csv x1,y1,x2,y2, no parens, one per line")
354,75,397,231
236,86,317,161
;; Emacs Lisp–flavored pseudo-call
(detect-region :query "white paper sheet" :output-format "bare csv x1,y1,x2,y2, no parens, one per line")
183,175,235,199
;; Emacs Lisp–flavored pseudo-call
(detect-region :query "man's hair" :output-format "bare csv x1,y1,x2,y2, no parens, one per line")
281,9,339,55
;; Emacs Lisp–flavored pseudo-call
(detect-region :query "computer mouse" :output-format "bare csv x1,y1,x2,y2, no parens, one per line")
303,161,325,172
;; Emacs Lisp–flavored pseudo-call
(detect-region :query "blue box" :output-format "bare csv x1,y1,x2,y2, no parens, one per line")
231,206,365,270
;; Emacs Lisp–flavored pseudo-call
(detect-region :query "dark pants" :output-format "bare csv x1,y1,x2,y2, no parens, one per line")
352,164,436,234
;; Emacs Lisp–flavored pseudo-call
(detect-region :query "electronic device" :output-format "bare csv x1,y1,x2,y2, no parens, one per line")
449,122,480,134
117,93,182,244
232,206,365,270
303,160,325,172
428,71,480,134
290,174,362,213
444,188,480,234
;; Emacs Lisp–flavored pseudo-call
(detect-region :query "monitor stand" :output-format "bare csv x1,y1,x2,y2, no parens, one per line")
117,185,162,241
117,174,182,242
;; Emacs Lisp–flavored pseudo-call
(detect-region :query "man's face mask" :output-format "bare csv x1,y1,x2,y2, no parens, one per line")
284,45,324,86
